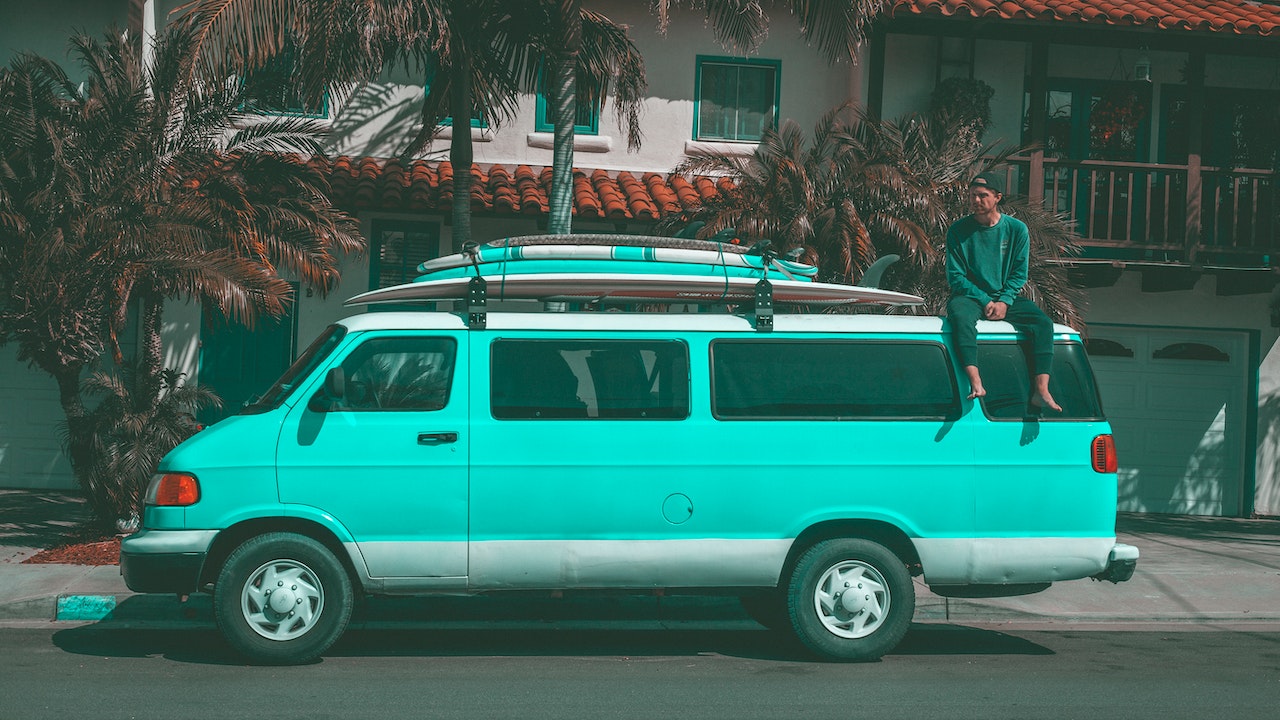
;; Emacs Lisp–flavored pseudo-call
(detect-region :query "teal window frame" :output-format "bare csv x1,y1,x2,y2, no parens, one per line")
534,90,600,135
534,66,600,134
693,56,780,142
424,66,488,129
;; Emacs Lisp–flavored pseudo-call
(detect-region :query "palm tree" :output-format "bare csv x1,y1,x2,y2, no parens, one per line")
666,105,947,283
506,1,646,235
177,0,647,244
661,104,1085,328
533,0,892,235
0,23,362,528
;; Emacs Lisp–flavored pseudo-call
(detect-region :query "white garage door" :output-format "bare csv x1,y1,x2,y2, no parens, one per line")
0,347,75,489
1087,326,1249,516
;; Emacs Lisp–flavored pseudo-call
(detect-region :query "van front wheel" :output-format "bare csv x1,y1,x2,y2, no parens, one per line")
786,539,914,662
214,533,353,665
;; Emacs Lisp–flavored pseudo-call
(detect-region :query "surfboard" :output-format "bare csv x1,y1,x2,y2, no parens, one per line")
417,236,819,279
345,272,925,307
410,257,799,283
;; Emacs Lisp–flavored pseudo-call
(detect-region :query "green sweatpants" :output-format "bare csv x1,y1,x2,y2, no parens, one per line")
947,296,1055,376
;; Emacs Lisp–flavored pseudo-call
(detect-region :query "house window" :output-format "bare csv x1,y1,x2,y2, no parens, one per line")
241,48,328,117
370,220,440,290
535,90,600,135
1024,79,1151,162
1160,86,1280,168
424,66,488,129
694,56,779,142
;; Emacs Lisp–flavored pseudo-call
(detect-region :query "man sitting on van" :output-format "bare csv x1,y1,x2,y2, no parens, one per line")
946,172,1060,412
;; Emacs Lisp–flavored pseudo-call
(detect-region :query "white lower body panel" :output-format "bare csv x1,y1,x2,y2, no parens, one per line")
914,536,1118,585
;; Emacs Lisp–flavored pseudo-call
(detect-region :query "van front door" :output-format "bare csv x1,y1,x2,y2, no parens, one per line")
277,332,468,579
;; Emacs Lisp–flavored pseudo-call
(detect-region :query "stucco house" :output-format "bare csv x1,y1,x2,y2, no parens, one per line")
3,0,1279,517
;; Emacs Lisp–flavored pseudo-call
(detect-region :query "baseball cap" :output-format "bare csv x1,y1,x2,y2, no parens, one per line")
969,172,1004,195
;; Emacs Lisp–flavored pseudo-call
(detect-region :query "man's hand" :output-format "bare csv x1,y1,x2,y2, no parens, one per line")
984,300,1008,320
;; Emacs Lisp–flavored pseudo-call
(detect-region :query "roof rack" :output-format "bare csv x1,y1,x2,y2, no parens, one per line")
344,234,926,329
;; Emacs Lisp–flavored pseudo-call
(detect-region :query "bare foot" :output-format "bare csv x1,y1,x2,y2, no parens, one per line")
1029,371,1059,412
1031,391,1062,412
964,366,985,401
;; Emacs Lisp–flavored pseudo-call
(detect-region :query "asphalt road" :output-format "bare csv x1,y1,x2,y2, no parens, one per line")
4,623,1279,720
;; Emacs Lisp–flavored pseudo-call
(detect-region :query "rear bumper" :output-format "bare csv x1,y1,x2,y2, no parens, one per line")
1092,543,1139,583
119,529,217,594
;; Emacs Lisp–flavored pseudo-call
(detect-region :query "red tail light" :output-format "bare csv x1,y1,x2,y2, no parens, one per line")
149,473,201,506
1092,435,1118,473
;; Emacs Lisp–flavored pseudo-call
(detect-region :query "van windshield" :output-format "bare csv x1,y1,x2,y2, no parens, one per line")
241,325,348,415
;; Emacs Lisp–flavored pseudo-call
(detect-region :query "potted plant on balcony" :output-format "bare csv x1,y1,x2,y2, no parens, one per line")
930,76,995,150
1090,85,1148,161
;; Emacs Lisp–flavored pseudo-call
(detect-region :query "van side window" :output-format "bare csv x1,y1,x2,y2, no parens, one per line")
711,341,959,420
491,340,689,420
977,341,1104,420
337,337,456,411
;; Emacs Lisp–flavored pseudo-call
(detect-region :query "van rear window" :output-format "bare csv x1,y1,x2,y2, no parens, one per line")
711,340,959,420
491,340,689,420
977,341,1104,420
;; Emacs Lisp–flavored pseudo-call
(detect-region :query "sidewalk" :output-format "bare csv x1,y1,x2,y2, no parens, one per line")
2,488,1279,628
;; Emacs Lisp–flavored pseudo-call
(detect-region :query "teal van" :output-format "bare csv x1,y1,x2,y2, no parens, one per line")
121,309,1137,664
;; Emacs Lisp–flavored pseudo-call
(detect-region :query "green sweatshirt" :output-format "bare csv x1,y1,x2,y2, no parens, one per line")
945,214,1029,305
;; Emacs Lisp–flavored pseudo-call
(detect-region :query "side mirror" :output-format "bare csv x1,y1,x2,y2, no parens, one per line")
325,367,346,398
307,367,346,413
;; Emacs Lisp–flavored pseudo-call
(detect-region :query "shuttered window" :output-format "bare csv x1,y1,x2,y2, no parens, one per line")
370,220,441,290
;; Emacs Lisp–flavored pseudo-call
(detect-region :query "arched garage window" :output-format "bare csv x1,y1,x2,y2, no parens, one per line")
1085,338,1135,358
1152,343,1229,362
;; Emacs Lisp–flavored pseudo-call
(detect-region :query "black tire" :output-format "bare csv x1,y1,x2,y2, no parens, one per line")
213,532,353,665
739,590,789,631
786,538,914,662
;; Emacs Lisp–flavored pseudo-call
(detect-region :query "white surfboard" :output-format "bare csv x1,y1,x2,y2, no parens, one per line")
345,272,925,307
417,241,818,280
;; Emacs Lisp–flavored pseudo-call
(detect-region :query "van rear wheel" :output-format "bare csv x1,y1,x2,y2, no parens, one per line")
786,538,913,662
213,532,352,665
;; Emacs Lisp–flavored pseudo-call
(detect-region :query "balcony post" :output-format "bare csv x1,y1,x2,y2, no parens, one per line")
1026,41,1049,204
1184,50,1206,262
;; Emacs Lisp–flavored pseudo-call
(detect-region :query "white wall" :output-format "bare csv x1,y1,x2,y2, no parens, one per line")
1,0,128,66
328,2,858,174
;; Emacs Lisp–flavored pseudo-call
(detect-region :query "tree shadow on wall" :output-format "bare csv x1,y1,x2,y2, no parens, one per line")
328,82,444,160
1253,391,1280,517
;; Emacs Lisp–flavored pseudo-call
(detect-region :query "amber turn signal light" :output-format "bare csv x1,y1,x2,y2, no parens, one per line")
1092,435,1118,474
149,473,201,506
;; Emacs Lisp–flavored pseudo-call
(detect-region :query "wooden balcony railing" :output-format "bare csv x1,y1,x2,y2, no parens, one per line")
1003,156,1279,267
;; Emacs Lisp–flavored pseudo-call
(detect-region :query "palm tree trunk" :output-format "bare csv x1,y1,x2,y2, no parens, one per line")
51,363,112,525
548,57,576,236
450,64,475,247
137,293,165,413
548,1,582,236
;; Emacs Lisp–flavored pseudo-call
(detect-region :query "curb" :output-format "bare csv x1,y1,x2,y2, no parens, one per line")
55,595,118,621
6,591,1278,628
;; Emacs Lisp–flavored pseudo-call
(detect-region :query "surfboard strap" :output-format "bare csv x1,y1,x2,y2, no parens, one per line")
486,233,753,255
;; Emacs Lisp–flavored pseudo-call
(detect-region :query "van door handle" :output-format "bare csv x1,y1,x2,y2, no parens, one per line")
418,432,458,445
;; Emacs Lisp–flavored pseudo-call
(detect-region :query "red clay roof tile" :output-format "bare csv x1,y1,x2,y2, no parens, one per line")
893,0,1280,36
319,157,730,223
